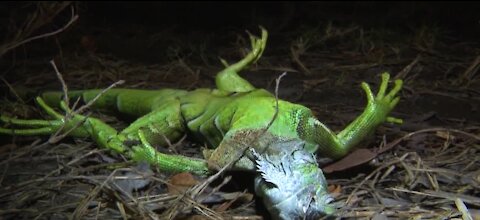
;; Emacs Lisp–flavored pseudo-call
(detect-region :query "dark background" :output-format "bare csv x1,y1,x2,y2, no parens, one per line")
81,2,479,33
2,2,480,59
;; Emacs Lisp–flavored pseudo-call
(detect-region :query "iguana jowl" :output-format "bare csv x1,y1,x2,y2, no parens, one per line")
0,27,403,219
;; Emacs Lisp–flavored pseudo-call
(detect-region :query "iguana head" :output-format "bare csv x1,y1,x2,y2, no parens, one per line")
251,141,336,220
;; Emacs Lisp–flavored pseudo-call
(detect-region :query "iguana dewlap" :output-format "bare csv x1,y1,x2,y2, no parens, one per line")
0,27,402,219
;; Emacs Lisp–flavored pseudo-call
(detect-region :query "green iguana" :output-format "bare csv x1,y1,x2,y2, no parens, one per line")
0,27,403,219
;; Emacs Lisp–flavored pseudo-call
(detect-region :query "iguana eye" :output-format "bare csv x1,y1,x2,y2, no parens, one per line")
291,149,316,164
325,197,334,203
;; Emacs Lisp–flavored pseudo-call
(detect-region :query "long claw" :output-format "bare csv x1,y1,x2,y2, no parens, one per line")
59,101,73,114
385,79,403,100
361,82,375,103
387,116,403,124
249,27,267,61
36,97,63,119
0,126,55,135
376,72,390,99
1,115,51,127
248,30,256,49
256,27,268,62
219,58,229,67
390,97,400,109
362,72,403,124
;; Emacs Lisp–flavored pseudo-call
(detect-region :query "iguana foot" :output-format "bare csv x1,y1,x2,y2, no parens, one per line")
0,97,125,152
215,27,268,93
219,26,268,70
317,72,404,159
361,72,403,124
1,97,91,137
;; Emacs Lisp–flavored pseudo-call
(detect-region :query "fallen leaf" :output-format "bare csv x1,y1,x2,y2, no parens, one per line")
176,215,210,220
167,172,198,194
328,184,342,194
214,192,254,212
323,148,377,173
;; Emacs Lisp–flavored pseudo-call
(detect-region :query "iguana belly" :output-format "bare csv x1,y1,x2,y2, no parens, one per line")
179,88,273,148
178,88,315,154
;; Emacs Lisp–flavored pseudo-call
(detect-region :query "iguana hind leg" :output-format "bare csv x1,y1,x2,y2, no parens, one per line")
215,27,268,93
0,97,210,175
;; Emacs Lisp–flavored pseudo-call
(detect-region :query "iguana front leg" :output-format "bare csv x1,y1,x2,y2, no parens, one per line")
0,97,210,175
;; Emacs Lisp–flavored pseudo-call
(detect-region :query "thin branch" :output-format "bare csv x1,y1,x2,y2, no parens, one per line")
50,59,69,107
0,5,78,57
396,54,421,80
47,60,124,143
266,72,287,129
74,80,125,115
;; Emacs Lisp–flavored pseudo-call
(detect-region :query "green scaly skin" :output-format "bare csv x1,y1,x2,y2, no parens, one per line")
0,27,402,219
